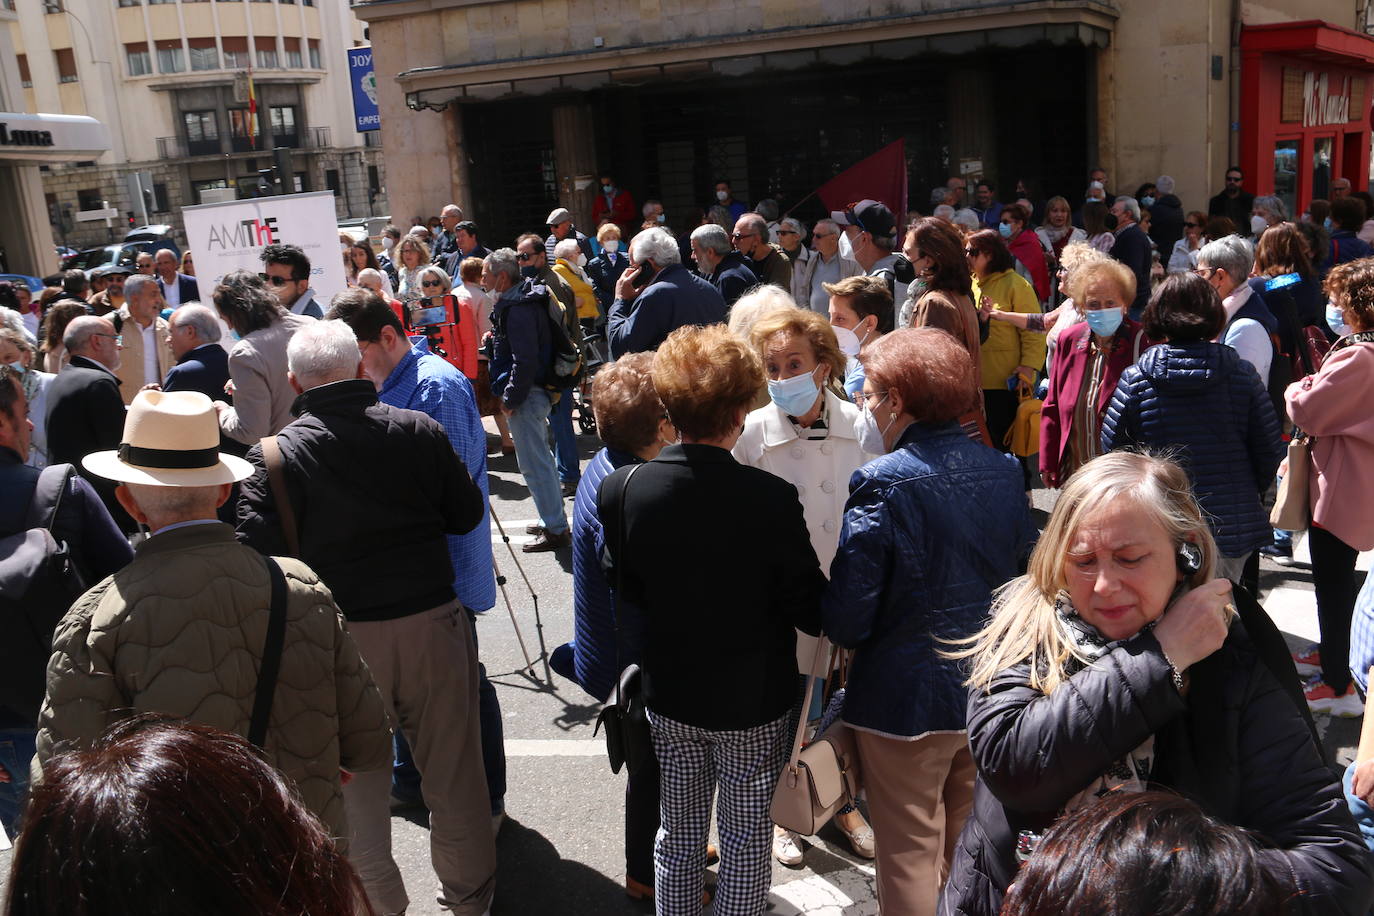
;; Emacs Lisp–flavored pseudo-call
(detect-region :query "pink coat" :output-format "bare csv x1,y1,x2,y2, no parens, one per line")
1286,340,1374,550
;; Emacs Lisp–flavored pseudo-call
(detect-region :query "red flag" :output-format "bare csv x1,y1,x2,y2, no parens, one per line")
247,64,258,150
816,139,908,231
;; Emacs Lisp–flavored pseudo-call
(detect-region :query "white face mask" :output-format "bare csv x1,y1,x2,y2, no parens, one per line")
716,190,729,202
604,239,620,253
838,230,858,261
576,254,587,268
1250,214,1269,235
832,324,861,358
854,392,894,454
382,237,394,251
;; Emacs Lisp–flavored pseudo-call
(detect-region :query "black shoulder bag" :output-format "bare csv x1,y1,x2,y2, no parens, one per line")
593,463,653,775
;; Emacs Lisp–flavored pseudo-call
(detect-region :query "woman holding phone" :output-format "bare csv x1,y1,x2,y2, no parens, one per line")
939,451,1372,916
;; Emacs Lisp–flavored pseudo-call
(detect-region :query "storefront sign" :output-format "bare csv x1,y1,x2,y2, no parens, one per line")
1304,72,1352,127
0,111,110,162
182,191,348,301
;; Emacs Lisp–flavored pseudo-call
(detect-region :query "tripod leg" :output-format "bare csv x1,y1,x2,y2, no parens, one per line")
492,555,536,676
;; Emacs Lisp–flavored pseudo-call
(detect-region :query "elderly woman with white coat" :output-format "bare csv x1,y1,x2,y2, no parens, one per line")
732,305,876,865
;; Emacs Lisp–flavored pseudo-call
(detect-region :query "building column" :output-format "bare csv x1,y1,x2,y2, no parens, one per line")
552,100,596,229
443,103,472,212
0,164,58,276
947,67,996,190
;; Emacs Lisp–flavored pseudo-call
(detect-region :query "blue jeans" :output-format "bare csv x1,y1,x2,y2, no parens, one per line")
393,612,507,815
1344,762,1374,853
507,388,568,533
0,728,36,840
549,387,580,485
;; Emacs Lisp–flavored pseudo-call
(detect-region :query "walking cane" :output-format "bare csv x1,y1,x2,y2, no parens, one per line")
488,499,553,686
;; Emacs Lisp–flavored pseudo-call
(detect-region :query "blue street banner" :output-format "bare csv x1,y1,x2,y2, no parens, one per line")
348,47,380,132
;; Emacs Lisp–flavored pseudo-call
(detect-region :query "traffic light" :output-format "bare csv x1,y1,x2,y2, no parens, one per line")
272,146,293,194
128,212,135,227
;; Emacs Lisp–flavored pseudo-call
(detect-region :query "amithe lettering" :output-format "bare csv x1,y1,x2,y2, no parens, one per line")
205,216,279,250
0,123,55,147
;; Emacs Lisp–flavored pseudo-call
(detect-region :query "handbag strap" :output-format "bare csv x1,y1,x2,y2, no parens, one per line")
248,556,288,748
260,436,300,557
611,462,643,710
785,635,833,769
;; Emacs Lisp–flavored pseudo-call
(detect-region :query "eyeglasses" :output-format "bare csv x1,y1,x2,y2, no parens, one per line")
859,389,888,408
1192,267,1216,277
778,230,799,236
95,333,123,346
1183,222,1198,229
730,231,754,240
515,252,538,262
257,273,295,287
421,279,446,288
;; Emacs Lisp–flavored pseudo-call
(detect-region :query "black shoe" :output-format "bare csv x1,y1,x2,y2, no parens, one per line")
561,480,579,498
525,524,544,535
522,528,572,552
1259,543,1294,565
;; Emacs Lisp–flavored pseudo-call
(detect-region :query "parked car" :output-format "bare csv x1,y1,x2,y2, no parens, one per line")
65,239,181,277
0,273,43,294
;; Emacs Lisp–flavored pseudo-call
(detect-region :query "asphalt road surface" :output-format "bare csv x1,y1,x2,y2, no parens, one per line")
1,422,1364,915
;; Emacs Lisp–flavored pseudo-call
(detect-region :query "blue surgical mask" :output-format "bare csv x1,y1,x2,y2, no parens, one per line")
6,361,25,379
229,329,242,341
603,185,615,196
767,366,823,417
1084,308,1124,337
998,223,1013,239
1328,303,1350,337
1140,195,1156,208
656,213,666,223
1325,217,1334,230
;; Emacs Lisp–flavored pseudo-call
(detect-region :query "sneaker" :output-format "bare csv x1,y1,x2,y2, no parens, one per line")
773,827,804,866
834,807,876,859
1305,680,1364,717
1292,645,1321,678
1260,543,1295,566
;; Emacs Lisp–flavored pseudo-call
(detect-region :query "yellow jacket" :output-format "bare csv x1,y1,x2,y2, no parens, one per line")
552,259,600,321
114,305,175,404
972,269,1046,390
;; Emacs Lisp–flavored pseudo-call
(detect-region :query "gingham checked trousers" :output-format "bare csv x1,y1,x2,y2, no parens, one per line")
648,709,791,916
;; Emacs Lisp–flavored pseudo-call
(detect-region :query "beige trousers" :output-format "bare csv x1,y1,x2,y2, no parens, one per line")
343,602,496,916
854,729,975,915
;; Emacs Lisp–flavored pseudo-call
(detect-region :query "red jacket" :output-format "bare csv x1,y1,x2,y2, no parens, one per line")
1008,229,1051,303
1040,318,1152,486
592,190,637,232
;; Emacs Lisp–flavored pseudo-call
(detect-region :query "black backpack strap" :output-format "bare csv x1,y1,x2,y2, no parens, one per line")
247,556,289,748
24,464,74,532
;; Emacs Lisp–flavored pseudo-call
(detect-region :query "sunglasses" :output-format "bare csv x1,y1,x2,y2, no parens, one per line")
778,230,799,236
516,252,538,262
258,273,296,287
421,279,445,288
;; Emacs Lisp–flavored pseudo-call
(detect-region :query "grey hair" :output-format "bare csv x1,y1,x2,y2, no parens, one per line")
63,315,113,353
1114,197,1141,221
484,248,520,285
726,286,793,339
930,186,950,207
780,217,805,237
170,304,222,344
124,273,158,302
1197,234,1254,282
356,267,385,290
1156,175,1176,195
417,265,451,288
690,224,732,256
707,205,733,228
641,199,663,219
0,309,32,348
934,204,956,221
441,204,463,218
813,218,840,236
952,209,980,231
754,199,779,222
553,238,583,261
630,228,682,267
286,319,362,389
125,483,223,519
1253,195,1288,222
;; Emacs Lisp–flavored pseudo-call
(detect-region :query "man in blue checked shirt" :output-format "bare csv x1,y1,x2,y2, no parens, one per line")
328,290,508,828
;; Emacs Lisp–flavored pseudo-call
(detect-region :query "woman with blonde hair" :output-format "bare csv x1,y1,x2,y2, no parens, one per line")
726,284,796,341
938,450,1370,916
1039,258,1151,488
985,241,1110,374
733,307,874,864
599,324,825,915
394,234,432,305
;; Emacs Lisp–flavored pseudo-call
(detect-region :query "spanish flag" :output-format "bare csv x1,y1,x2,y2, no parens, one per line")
246,64,258,150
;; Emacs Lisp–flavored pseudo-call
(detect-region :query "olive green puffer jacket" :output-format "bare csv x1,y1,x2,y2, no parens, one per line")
33,522,391,843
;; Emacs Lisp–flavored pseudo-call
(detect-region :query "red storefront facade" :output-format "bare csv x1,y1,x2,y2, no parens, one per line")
1240,20,1374,216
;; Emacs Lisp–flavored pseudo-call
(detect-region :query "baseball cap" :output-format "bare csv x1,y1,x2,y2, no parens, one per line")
830,200,896,239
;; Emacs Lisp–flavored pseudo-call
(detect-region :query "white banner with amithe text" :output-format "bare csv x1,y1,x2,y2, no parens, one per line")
182,191,346,306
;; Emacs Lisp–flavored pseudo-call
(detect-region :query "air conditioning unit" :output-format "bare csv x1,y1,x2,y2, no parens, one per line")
44,0,63,13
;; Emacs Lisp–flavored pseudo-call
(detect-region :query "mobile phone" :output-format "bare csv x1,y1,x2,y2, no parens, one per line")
632,262,654,288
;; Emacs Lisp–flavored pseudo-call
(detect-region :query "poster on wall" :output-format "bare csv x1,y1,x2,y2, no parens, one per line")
182,191,347,304
348,47,380,133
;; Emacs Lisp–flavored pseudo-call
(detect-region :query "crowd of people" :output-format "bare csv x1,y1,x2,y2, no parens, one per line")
1,163,1373,916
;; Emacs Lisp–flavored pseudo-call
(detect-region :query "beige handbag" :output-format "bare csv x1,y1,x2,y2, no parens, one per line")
770,638,862,836
1270,434,1311,531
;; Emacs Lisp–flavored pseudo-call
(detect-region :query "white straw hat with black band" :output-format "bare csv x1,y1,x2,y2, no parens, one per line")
83,390,254,487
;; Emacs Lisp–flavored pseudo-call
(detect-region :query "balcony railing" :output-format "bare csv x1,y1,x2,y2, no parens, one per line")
156,136,187,158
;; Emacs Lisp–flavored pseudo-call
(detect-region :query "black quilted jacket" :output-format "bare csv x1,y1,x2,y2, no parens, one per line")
1100,341,1284,557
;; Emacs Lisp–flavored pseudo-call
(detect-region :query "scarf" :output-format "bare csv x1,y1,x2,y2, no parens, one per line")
1054,593,1155,813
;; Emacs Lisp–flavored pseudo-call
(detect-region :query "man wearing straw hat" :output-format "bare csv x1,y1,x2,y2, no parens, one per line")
32,388,392,845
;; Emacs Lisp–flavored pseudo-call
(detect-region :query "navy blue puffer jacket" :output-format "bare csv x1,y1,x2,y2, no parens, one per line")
822,422,1034,738
1101,342,1284,557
